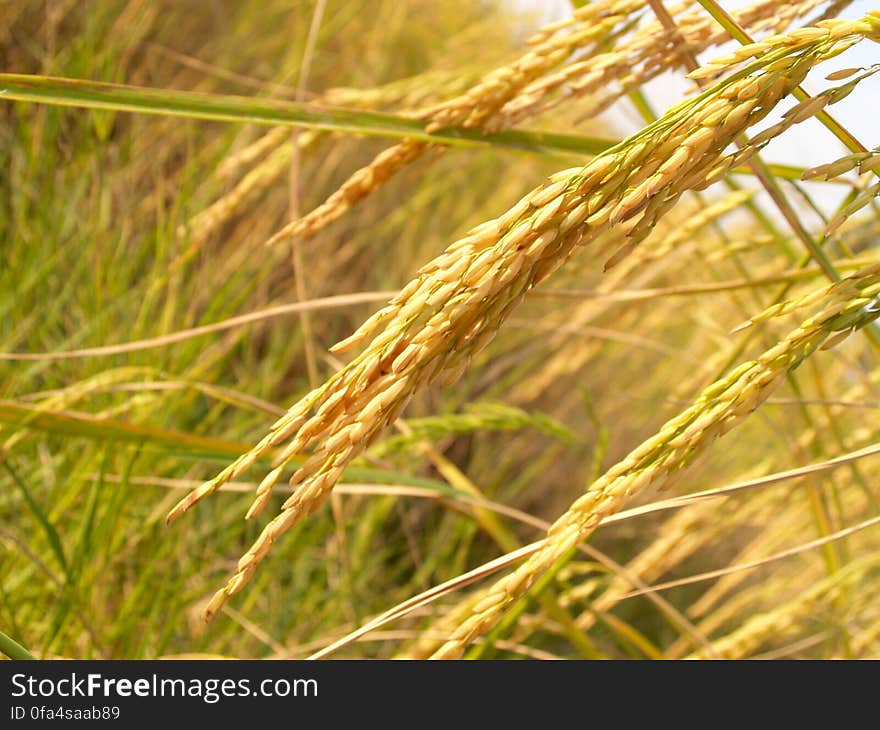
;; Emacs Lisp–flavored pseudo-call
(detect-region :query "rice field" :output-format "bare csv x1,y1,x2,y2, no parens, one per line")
2,0,880,660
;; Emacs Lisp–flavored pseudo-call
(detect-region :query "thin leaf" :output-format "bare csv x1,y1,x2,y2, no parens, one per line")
0,401,450,490
3,462,68,578
0,630,36,660
0,73,615,157
0,73,821,182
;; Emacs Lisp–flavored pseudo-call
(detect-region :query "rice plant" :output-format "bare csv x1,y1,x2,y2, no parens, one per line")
2,0,880,660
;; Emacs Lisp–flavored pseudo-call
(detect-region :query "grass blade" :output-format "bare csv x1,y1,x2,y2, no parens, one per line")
3,462,68,578
0,401,451,490
0,73,616,157
0,630,36,660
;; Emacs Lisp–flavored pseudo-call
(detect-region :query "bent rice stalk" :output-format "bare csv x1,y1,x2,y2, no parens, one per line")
165,14,880,621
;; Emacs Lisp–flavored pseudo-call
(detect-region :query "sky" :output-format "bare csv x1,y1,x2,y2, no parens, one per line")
507,0,879,218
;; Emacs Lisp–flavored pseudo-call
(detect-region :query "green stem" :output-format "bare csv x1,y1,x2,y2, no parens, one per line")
0,73,614,157
0,630,37,660
0,73,819,182
693,0,880,353
694,0,872,159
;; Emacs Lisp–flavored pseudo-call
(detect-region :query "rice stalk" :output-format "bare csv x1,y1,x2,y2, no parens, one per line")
428,263,880,658
497,0,838,129
165,14,880,621
687,556,879,658
264,0,647,246
265,0,845,246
